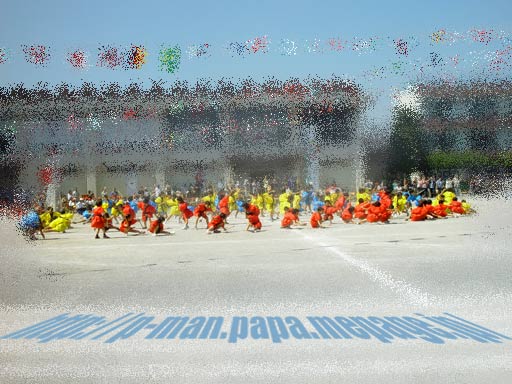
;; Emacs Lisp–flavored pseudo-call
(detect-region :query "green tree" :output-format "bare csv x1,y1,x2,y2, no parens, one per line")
386,105,428,177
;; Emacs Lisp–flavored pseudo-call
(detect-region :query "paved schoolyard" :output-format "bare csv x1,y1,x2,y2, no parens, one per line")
0,197,511,383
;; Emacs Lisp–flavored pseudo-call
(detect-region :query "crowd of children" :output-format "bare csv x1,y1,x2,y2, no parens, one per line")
17,182,475,240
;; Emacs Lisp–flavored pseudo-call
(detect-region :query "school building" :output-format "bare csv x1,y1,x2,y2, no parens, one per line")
403,80,512,152
1,78,369,207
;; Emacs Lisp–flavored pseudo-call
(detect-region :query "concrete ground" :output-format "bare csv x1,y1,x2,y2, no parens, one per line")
0,197,511,383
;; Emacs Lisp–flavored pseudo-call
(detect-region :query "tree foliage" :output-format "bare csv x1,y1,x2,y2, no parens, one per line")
386,105,428,176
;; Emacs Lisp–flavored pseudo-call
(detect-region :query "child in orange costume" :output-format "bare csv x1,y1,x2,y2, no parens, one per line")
91,199,108,239
122,202,138,226
281,207,300,228
410,202,429,221
378,203,392,223
291,209,305,226
141,197,157,229
433,200,449,218
449,197,464,215
378,190,392,209
354,198,370,220
194,201,212,229
218,192,230,216
243,202,262,232
119,203,145,235
323,201,337,224
177,196,194,230
207,213,227,234
310,207,325,228
281,207,293,228
148,216,173,236
366,201,382,223
341,206,355,223
334,193,346,212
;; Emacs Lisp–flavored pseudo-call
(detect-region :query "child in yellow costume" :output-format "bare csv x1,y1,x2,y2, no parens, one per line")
44,210,72,233
256,192,264,215
39,210,53,228
228,192,237,213
166,196,182,222
201,192,217,208
356,188,371,203
442,189,456,204
392,193,407,214
278,189,291,217
330,190,339,205
111,200,123,224
155,194,169,218
461,200,475,214
264,191,275,220
292,193,301,210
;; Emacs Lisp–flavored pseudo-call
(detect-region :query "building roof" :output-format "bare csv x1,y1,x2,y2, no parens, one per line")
0,77,367,120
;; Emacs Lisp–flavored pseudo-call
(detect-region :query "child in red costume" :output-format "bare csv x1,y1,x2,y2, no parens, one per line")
310,207,324,228
177,196,194,230
366,201,382,223
194,200,212,229
148,216,173,236
242,202,262,232
354,198,370,221
323,201,337,224
207,213,227,234
91,199,108,239
410,202,429,221
449,197,464,215
141,197,157,229
341,205,355,223
218,192,230,217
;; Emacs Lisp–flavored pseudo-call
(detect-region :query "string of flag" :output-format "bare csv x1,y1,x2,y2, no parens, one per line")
0,29,511,79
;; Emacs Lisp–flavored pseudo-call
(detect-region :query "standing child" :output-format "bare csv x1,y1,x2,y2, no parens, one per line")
91,199,108,239
141,197,157,229
218,192,231,218
177,196,194,230
263,190,275,221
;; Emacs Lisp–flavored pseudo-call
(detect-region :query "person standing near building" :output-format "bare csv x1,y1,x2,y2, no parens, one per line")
420,176,428,196
453,175,461,196
428,177,435,198
445,177,453,190
154,184,161,198
436,176,444,195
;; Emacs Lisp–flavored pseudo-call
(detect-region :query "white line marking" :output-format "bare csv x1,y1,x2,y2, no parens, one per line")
299,233,437,307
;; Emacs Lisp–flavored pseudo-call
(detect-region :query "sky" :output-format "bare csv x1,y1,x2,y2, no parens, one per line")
1,0,511,118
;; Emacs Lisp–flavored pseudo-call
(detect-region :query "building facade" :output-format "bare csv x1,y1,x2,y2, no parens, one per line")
1,78,369,206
